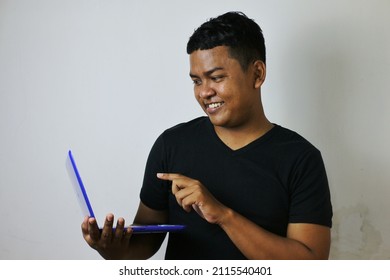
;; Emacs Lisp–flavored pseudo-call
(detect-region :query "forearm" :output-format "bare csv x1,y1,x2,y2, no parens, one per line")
126,233,166,260
219,208,330,260
111,202,168,260
98,233,166,260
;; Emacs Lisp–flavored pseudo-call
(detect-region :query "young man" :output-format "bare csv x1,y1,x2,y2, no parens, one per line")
82,12,332,260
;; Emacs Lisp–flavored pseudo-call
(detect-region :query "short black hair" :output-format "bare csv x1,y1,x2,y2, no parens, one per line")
187,12,266,70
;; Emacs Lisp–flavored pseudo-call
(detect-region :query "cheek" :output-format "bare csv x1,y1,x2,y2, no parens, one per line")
194,89,200,102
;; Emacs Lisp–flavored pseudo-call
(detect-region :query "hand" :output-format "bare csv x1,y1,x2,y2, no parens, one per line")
157,173,229,224
81,213,133,259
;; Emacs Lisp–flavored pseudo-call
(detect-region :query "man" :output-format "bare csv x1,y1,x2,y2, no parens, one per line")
82,11,332,260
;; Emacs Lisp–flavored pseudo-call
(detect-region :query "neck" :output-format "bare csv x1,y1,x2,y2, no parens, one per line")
214,116,274,151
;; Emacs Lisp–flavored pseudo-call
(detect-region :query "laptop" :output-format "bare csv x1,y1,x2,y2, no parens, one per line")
66,150,185,234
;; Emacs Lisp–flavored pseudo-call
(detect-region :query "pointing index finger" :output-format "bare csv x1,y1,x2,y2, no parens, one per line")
156,173,181,180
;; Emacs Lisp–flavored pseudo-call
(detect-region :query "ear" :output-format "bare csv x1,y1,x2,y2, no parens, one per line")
253,60,266,89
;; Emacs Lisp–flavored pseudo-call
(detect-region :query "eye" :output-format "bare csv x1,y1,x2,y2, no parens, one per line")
192,79,202,86
211,75,224,82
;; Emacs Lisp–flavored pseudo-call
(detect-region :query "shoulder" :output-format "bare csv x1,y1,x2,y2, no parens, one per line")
271,125,319,152
162,116,209,138
150,117,210,151
272,125,311,143
267,125,324,168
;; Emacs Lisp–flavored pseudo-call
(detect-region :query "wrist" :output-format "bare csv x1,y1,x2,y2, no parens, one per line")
217,206,234,228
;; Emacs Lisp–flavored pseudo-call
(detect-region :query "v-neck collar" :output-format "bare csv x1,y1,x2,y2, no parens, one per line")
205,118,279,155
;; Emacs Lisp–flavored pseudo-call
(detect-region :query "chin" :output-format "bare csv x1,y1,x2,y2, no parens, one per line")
208,115,230,128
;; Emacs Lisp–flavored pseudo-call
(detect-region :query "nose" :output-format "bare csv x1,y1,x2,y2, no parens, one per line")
198,83,216,99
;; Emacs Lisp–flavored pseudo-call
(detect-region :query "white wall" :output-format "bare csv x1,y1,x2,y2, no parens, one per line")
0,0,389,259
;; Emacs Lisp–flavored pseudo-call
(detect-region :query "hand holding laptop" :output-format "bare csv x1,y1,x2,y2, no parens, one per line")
81,213,135,259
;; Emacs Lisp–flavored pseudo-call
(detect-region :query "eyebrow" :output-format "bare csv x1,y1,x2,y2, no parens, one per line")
189,67,224,78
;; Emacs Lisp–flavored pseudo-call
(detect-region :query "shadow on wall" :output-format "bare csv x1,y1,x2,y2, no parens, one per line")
276,16,390,259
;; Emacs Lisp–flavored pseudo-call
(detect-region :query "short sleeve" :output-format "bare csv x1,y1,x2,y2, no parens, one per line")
288,148,333,227
139,133,170,210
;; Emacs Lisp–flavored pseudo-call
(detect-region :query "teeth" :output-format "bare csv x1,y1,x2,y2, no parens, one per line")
208,102,223,109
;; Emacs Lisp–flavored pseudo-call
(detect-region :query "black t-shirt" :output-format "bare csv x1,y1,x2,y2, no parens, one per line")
140,117,332,259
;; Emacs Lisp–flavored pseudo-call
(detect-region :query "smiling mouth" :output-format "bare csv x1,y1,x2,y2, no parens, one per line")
206,102,224,109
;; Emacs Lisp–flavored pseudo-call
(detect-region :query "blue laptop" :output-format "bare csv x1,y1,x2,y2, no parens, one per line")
66,150,185,234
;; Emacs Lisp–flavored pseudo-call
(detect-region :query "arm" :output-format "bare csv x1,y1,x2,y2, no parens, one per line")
157,173,330,260
81,201,168,260
219,209,330,259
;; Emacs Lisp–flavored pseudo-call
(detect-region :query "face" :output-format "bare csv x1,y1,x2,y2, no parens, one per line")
189,46,265,129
